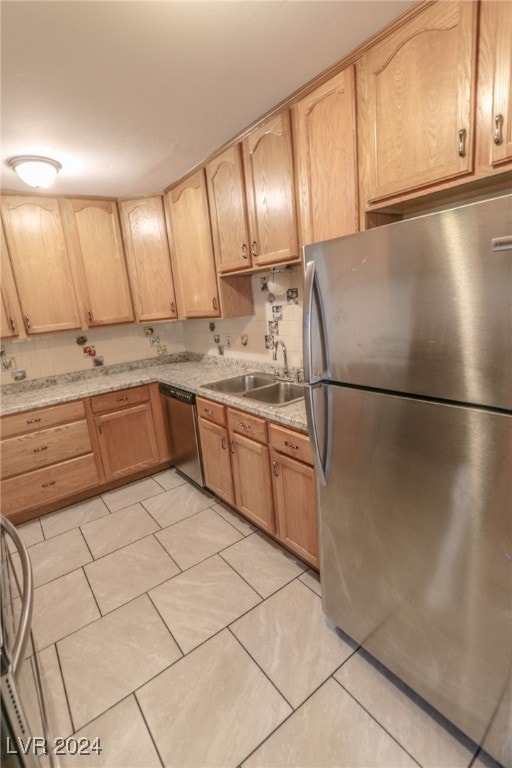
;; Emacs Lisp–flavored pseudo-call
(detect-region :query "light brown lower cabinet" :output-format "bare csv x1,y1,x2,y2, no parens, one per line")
197,396,319,568
1,383,171,523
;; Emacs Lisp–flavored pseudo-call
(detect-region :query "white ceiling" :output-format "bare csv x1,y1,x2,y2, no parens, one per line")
1,0,415,198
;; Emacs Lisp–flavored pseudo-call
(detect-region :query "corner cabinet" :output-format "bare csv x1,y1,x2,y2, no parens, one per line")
165,169,222,318
359,1,478,204
292,66,359,245
476,0,512,173
242,110,300,268
0,196,82,334
118,196,178,322
61,198,134,326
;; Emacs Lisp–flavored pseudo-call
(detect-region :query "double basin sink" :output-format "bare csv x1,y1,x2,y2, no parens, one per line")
201,372,304,407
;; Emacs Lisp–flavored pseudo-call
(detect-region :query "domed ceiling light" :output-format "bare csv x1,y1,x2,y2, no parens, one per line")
8,156,62,189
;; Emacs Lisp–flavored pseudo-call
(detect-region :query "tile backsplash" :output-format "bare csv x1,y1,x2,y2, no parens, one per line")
0,268,303,384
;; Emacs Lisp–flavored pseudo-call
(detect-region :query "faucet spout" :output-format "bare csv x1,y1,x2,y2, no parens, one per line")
272,339,289,377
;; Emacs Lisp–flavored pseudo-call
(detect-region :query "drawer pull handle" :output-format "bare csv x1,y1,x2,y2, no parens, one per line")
204,408,213,415
116,396,129,402
494,114,504,145
239,422,251,430
33,445,48,453
9,317,16,332
171,301,176,313
284,441,299,450
42,480,56,488
221,436,226,449
457,128,466,157
26,418,41,425
229,440,235,454
272,461,279,477
25,316,31,330
241,243,248,259
87,309,93,322
251,241,258,258
212,297,218,311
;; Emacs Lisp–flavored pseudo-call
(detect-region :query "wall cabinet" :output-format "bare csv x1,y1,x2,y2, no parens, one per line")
359,1,478,205
166,169,222,318
206,145,252,273
1,196,82,334
476,0,512,173
197,395,318,566
292,66,359,245
0,400,99,523
119,196,178,321
61,198,134,326
0,223,24,339
242,110,300,268
91,385,162,481
269,423,318,568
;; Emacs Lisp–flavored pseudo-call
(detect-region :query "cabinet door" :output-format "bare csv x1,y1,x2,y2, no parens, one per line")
293,66,359,245
361,1,478,203
206,145,251,273
0,223,24,338
476,0,512,170
166,170,221,318
230,431,274,533
95,402,159,480
271,449,318,568
197,417,234,505
62,198,134,326
243,111,299,267
1,196,82,334
119,196,178,321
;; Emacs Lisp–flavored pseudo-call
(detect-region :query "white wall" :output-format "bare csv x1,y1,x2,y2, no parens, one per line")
1,266,304,384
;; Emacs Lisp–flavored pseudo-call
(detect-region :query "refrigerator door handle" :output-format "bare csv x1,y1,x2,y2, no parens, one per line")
303,259,329,384
304,383,331,486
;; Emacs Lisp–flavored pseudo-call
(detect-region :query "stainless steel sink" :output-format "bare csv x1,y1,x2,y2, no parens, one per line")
201,372,275,394
243,381,304,406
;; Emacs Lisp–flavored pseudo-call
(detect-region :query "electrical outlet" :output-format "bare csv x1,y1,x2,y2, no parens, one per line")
150,336,160,346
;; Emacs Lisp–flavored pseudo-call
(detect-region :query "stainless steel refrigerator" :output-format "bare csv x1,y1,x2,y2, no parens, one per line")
303,194,512,767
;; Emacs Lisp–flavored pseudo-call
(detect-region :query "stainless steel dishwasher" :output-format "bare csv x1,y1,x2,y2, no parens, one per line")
159,384,205,487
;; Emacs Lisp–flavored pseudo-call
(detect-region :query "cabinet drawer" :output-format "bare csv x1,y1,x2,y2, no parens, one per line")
268,423,313,464
196,397,226,426
1,420,92,480
1,400,85,438
1,454,99,519
91,385,150,414
228,407,267,444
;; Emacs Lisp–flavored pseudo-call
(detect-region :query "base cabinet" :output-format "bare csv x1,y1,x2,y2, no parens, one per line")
91,385,161,481
197,396,318,567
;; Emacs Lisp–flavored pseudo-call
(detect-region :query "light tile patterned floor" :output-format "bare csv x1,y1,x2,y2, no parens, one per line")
15,469,501,768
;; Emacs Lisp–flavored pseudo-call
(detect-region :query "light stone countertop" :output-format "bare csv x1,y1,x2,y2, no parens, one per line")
0,355,308,432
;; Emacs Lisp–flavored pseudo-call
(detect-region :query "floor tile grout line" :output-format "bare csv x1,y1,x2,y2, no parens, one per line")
132,692,166,768
146,589,187,658
82,520,164,562
54,641,77,739
331,674,426,768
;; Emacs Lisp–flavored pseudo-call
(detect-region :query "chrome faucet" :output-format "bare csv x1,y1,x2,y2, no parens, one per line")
272,339,289,378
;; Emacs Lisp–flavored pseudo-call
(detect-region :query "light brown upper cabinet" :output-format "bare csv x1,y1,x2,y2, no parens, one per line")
242,110,300,268
359,1,478,205
166,169,253,319
1,196,82,335
61,198,134,326
0,223,24,339
206,145,252,273
119,196,178,322
166,169,221,318
476,0,512,173
292,66,359,245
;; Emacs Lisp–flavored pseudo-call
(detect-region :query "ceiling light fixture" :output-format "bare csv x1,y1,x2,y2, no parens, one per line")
8,156,62,189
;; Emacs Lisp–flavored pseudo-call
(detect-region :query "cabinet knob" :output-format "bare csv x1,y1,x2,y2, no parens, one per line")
494,114,504,145
116,396,129,402
42,480,56,488
251,241,258,258
457,129,466,157
239,422,251,431
33,445,48,453
284,440,299,450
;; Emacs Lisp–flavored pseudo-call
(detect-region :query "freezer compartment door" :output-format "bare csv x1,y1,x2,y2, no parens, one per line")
304,194,512,409
319,385,512,756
